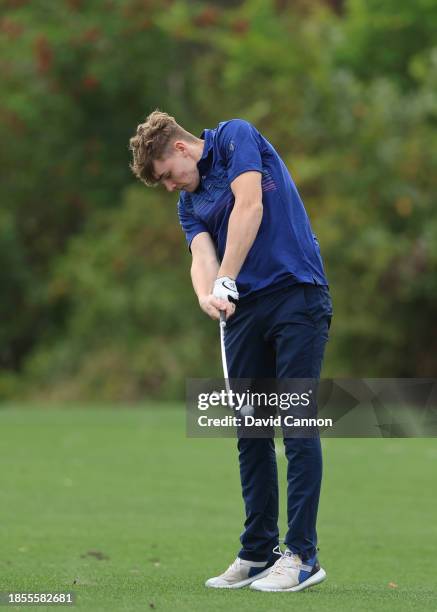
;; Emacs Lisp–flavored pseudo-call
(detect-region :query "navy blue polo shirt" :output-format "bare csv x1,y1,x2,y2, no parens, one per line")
177,119,328,299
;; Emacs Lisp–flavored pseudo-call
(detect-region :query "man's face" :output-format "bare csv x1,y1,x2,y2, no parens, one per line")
153,143,200,193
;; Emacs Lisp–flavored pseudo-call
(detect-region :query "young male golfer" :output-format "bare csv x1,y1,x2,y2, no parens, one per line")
129,110,333,593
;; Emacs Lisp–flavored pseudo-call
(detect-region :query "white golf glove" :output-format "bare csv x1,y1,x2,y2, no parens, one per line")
213,276,239,303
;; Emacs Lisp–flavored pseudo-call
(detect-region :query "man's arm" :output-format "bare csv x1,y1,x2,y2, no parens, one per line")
217,171,263,279
190,232,235,320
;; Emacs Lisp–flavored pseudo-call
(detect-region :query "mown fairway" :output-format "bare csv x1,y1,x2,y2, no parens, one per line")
0,406,436,611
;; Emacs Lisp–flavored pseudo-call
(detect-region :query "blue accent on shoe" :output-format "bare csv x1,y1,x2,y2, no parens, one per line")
297,553,320,584
248,564,267,578
298,567,311,583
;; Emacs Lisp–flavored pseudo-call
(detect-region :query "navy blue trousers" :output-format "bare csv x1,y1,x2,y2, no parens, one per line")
224,283,333,562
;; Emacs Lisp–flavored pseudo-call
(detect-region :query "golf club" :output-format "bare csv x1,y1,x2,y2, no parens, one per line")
219,310,254,417
219,310,233,406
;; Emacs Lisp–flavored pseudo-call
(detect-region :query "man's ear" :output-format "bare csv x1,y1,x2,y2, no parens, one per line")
174,140,187,155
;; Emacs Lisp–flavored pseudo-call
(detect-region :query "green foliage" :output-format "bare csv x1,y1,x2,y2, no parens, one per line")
1,0,436,399
337,0,437,89
0,0,195,373
21,186,220,400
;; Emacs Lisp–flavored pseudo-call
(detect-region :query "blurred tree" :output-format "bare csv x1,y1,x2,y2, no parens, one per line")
336,0,437,90
23,186,220,400
0,0,196,373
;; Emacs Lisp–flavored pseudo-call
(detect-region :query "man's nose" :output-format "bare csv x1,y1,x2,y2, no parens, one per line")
164,180,176,192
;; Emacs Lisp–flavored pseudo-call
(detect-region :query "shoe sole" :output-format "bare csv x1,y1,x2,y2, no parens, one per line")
205,566,273,589
250,568,327,592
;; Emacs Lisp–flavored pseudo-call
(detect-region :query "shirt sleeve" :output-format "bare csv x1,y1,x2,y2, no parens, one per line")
177,195,209,251
217,119,263,184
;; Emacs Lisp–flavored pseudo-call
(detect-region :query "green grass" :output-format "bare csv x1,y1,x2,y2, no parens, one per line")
0,405,436,611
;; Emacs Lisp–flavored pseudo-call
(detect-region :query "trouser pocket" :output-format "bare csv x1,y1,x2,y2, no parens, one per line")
303,284,333,327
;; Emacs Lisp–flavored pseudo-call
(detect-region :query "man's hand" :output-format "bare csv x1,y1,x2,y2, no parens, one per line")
213,276,239,303
199,294,236,321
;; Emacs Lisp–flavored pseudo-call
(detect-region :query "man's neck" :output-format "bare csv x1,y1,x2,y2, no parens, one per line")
190,138,206,163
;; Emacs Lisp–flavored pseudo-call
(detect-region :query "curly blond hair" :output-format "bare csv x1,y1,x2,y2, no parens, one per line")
128,109,196,186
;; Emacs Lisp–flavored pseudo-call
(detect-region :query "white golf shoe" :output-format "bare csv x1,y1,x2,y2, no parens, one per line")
250,548,326,592
205,556,273,589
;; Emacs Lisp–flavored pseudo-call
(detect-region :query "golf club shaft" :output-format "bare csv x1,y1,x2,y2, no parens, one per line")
219,311,233,406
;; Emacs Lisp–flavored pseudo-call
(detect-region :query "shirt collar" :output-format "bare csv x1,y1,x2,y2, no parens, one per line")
196,128,214,177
